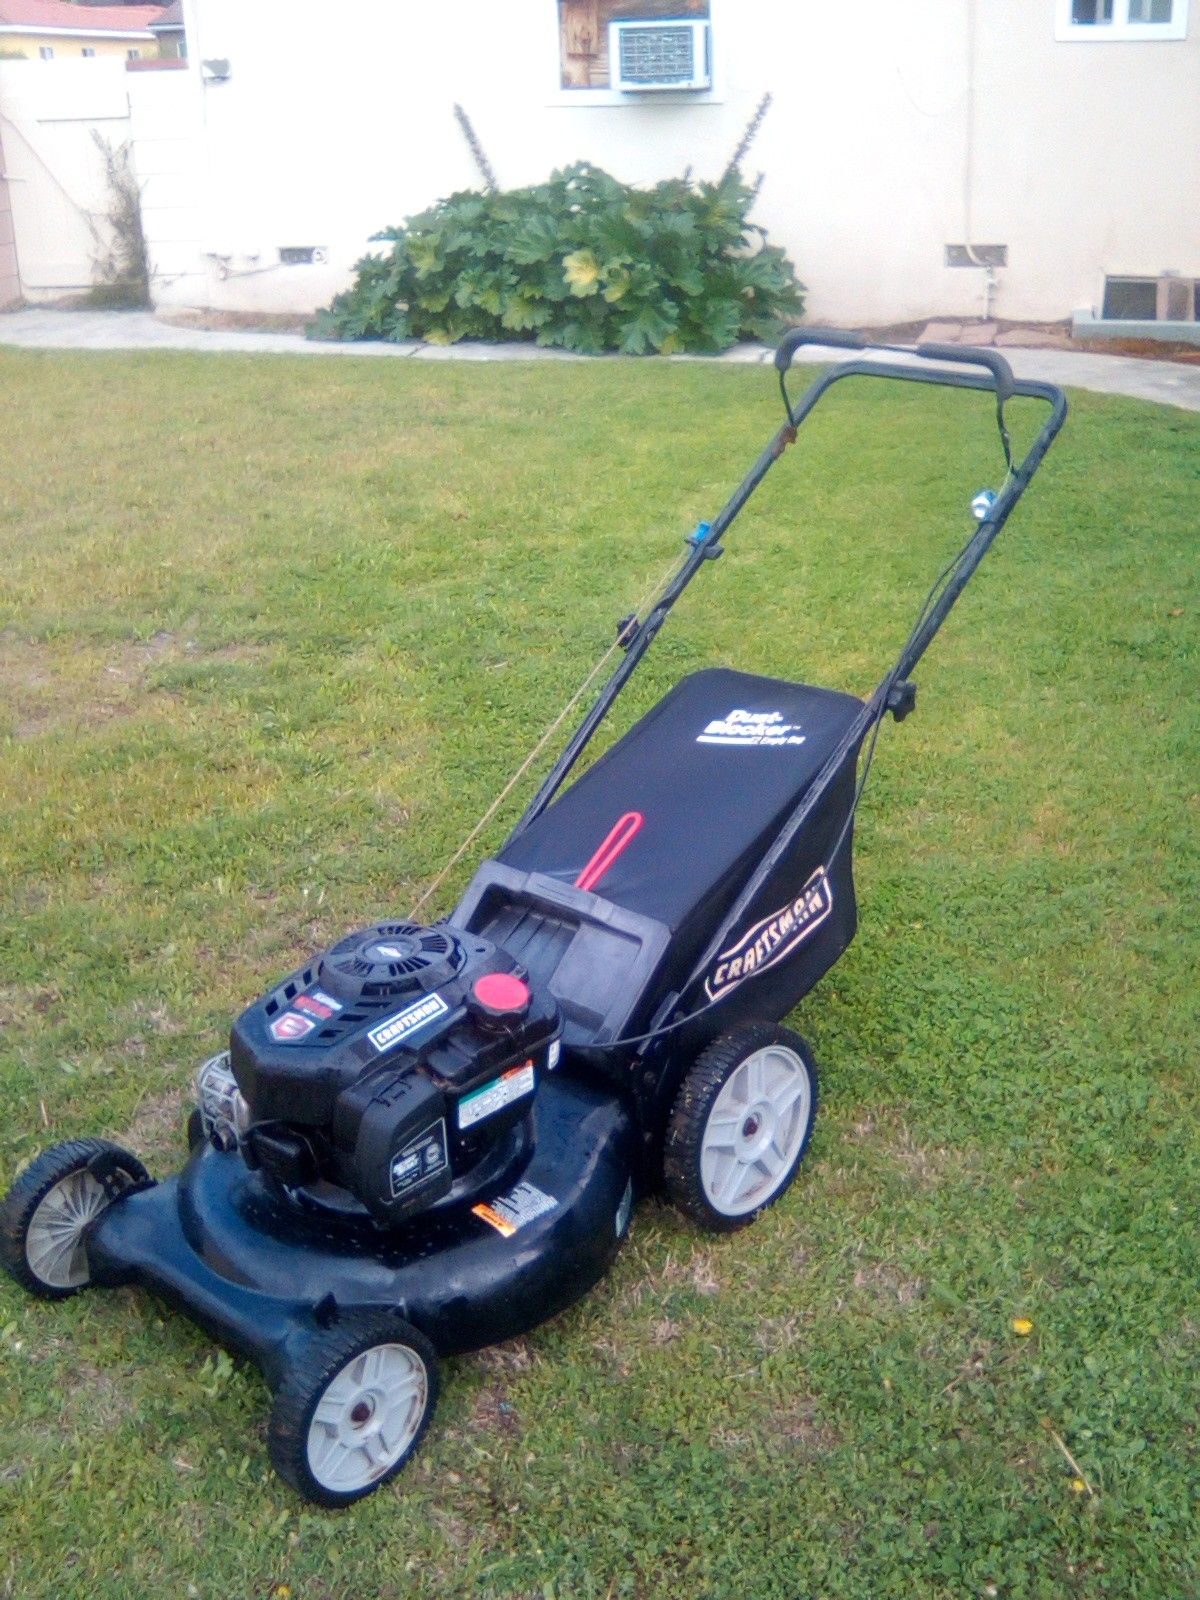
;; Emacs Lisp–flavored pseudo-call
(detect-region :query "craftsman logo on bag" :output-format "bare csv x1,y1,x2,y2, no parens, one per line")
697,708,806,747
367,992,450,1054
704,867,833,1001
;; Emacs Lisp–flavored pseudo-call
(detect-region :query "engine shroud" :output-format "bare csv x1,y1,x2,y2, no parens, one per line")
227,921,561,1226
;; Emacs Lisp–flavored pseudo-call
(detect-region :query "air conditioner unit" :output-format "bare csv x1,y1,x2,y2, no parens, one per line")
609,18,712,93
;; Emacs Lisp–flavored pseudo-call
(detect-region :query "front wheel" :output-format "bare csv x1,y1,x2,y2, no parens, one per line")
663,1024,819,1232
268,1313,440,1507
0,1138,151,1298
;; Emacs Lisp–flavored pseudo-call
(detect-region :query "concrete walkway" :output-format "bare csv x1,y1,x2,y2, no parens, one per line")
2,307,1198,412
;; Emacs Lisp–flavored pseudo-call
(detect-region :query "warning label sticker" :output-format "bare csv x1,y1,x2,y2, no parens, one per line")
472,1180,557,1238
457,1060,536,1131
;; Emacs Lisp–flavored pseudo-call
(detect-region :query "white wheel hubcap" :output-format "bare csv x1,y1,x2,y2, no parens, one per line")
700,1044,813,1218
25,1167,111,1288
306,1343,428,1493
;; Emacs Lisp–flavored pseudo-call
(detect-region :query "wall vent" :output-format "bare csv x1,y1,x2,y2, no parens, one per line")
278,246,326,267
945,244,1008,268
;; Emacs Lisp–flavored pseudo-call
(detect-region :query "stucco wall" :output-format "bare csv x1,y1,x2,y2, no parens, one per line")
0,125,20,307
169,0,1199,324
0,59,132,296
3,3,1197,324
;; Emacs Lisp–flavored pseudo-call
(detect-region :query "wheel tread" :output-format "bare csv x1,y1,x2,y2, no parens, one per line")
268,1311,440,1508
663,1023,818,1233
0,1138,149,1299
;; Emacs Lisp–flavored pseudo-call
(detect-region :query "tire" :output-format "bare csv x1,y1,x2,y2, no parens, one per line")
0,1138,151,1299
268,1312,440,1508
663,1023,819,1233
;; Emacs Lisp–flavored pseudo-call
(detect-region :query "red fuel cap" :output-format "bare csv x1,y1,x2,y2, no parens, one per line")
470,972,531,1019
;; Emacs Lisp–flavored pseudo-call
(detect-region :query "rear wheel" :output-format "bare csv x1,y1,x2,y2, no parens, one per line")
268,1313,440,1507
0,1138,150,1298
664,1024,818,1232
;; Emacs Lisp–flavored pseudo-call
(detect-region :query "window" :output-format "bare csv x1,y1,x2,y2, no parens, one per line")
1057,0,1188,37
127,48,140,60
558,0,710,91
81,46,96,57
39,45,54,59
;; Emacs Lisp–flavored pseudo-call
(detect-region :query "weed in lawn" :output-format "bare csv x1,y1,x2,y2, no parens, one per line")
0,350,1196,1599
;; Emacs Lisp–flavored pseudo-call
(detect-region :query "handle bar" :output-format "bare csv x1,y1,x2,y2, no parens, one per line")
775,326,1015,404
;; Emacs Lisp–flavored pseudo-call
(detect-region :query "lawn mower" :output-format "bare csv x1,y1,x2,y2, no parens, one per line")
1,331,1066,1506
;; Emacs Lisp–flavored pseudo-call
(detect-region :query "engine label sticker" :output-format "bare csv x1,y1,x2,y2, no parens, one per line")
367,992,450,1054
697,708,806,748
295,990,341,1021
472,1180,557,1238
457,1061,536,1131
269,1010,317,1043
389,1120,448,1199
704,867,833,1001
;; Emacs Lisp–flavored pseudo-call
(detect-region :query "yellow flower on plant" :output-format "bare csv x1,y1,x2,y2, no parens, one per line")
1011,1317,1034,1336
1070,1477,1087,1494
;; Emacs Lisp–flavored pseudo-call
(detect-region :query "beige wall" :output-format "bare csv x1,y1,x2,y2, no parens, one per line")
0,31,151,61
0,125,19,307
3,3,1197,323
0,60,131,295
168,0,1199,324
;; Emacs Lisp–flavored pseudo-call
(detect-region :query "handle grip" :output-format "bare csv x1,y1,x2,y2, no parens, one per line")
915,342,1015,404
774,326,866,371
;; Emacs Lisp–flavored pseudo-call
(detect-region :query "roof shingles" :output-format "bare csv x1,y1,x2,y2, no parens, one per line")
0,1,165,32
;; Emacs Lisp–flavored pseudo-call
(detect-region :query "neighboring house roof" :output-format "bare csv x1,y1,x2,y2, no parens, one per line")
149,0,182,30
0,1,165,34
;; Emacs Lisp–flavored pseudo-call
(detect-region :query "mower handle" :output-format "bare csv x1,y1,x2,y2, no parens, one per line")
914,342,1015,404
775,326,1016,404
773,327,866,368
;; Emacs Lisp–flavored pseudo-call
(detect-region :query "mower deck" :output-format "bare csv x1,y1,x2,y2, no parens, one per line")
85,1075,633,1388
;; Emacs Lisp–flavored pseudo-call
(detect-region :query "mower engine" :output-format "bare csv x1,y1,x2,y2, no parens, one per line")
195,922,561,1227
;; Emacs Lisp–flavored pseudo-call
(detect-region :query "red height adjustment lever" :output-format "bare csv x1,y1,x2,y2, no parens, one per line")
574,811,644,895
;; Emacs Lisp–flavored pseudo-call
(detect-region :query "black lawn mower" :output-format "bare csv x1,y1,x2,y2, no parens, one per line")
1,331,1066,1506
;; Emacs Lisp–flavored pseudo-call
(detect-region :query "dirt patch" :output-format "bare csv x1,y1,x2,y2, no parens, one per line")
845,1108,960,1185
716,1393,839,1457
850,1259,925,1308
465,1336,535,1375
466,1384,521,1438
118,1086,188,1159
0,630,273,740
157,307,312,336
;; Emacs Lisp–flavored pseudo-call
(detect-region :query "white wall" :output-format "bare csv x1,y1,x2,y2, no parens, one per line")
4,3,1198,324
0,59,132,297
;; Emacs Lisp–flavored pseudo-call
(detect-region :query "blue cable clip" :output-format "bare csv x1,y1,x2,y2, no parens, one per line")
686,520,712,547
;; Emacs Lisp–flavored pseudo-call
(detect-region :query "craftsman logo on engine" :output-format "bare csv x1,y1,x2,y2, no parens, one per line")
367,992,450,1054
269,1011,316,1043
697,708,806,747
704,867,833,1001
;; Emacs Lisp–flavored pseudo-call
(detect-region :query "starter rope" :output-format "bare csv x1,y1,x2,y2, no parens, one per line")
407,549,684,922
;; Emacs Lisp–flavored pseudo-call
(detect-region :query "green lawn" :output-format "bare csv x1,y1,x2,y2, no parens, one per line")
0,349,1196,1600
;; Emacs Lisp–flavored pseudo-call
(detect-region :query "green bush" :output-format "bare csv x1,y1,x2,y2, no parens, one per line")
312,162,804,355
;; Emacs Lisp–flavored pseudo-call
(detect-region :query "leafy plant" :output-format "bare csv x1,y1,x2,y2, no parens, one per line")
313,162,804,355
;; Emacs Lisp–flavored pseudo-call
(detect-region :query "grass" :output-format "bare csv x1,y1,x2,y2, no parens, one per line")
0,348,1196,1600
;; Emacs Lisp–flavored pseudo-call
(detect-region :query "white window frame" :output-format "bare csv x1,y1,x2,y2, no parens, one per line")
39,45,54,59
548,0,725,107
1055,0,1189,40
